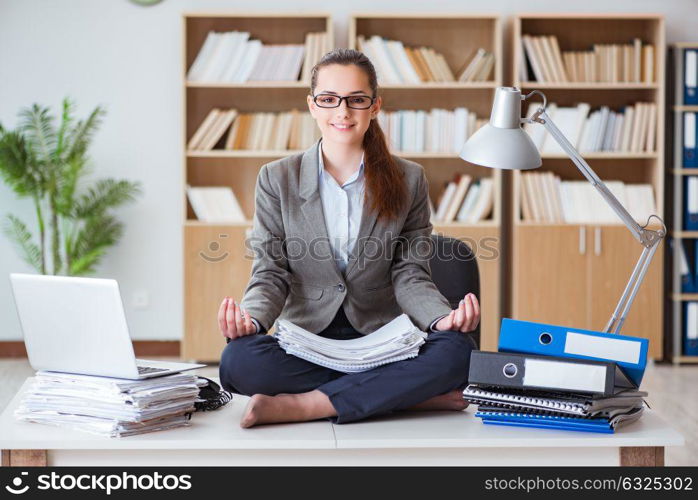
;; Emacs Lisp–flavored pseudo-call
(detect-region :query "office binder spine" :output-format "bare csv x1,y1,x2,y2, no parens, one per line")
497,318,646,387
685,49,698,106
467,350,624,396
684,114,698,169
684,302,698,356
676,239,696,293
476,411,615,434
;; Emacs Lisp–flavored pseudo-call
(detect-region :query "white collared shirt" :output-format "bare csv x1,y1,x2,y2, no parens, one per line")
317,140,365,275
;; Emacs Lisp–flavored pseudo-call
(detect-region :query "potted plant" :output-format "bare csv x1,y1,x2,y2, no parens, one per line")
0,97,141,276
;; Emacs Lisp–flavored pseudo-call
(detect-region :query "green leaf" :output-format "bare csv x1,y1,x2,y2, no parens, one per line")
2,214,42,272
68,214,124,275
69,247,106,276
19,104,57,165
73,178,141,218
64,105,106,162
55,155,86,215
54,97,76,164
0,129,45,197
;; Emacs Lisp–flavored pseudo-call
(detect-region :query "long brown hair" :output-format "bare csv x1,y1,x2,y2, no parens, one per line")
310,49,408,221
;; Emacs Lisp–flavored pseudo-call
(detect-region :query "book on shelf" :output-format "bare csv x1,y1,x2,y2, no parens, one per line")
357,35,471,84
186,185,246,223
432,175,493,224
300,31,333,82
188,108,320,151
519,172,656,225
377,108,486,154
456,48,495,82
187,30,329,83
524,101,657,154
521,34,655,83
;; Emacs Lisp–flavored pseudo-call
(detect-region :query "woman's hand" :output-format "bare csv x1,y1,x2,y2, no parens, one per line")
218,297,257,340
435,293,480,333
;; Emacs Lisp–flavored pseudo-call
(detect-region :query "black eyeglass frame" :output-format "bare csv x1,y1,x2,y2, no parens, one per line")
311,93,377,109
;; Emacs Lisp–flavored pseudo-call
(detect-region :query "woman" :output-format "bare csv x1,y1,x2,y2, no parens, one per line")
218,48,480,428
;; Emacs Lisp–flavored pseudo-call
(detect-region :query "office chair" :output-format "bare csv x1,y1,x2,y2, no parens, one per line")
429,234,481,349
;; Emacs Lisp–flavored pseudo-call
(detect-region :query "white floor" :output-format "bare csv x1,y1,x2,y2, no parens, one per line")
1,357,695,466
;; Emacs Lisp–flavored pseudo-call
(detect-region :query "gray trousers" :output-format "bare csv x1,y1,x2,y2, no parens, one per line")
219,307,476,423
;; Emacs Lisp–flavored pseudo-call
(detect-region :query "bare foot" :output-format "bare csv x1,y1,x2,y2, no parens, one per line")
240,391,336,428
407,390,469,411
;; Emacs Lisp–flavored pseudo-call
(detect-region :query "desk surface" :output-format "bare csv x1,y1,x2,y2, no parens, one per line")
0,377,685,451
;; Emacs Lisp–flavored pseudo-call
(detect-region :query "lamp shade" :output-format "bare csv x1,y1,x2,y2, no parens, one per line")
459,87,542,170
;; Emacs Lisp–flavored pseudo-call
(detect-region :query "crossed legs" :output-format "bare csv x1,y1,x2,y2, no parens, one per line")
219,330,476,427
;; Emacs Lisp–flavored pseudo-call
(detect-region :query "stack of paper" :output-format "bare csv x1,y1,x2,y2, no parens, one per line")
274,313,427,373
463,385,646,434
14,371,204,438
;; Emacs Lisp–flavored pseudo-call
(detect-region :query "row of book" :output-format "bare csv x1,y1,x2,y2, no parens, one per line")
15,371,204,437
187,186,246,223
187,108,321,151
430,175,494,224
187,30,331,82
521,35,655,83
463,318,648,433
357,35,493,84
520,172,656,224
188,106,487,153
376,108,487,154
524,101,657,154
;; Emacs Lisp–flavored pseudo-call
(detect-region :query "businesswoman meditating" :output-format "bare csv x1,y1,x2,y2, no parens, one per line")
218,49,480,428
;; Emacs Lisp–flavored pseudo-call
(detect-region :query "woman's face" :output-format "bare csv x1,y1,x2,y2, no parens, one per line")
307,64,382,149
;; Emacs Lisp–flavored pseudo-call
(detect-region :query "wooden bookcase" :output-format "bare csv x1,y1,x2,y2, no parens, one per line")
511,14,666,360
349,14,503,352
669,43,698,364
182,13,333,361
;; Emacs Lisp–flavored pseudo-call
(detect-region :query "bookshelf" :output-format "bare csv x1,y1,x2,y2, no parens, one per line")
669,43,698,364
182,13,333,361
349,14,503,351
511,14,665,360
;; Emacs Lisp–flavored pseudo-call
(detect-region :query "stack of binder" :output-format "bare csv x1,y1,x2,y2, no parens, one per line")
14,371,204,438
463,319,649,433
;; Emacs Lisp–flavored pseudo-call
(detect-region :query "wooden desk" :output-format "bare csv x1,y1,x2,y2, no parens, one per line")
0,378,684,466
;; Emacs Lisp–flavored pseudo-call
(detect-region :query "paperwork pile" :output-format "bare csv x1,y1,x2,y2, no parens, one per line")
14,371,204,438
463,385,646,433
275,313,427,372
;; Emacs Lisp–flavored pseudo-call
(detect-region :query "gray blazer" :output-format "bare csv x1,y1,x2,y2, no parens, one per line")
240,139,452,335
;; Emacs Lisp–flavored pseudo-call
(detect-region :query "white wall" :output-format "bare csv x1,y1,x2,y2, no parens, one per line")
0,0,695,341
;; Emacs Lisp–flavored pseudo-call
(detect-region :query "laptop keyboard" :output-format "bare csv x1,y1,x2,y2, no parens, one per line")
137,365,168,374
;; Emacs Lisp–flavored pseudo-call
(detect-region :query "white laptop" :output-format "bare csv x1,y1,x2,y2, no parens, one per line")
9,273,206,379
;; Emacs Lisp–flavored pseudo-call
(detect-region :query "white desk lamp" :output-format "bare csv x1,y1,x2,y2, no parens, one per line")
460,87,666,335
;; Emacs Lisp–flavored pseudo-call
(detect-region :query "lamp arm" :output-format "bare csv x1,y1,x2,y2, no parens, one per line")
532,108,666,334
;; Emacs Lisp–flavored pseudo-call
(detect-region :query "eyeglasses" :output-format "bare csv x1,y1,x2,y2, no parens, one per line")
312,94,375,109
